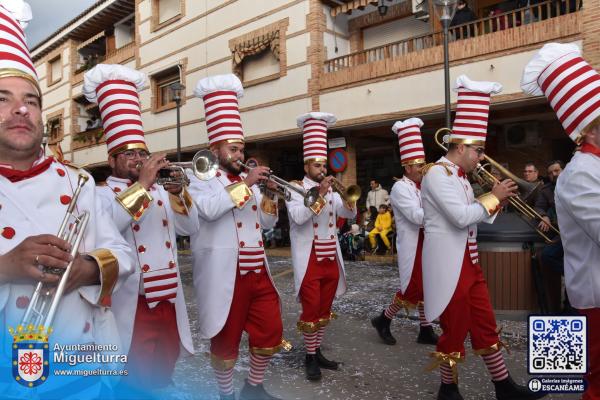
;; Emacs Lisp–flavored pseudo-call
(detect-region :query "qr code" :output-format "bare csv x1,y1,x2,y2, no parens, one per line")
528,316,586,374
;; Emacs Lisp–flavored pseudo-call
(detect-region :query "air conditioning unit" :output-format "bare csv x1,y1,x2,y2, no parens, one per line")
503,122,541,149
412,0,429,21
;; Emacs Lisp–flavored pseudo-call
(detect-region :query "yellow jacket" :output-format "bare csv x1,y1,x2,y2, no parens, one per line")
375,211,392,231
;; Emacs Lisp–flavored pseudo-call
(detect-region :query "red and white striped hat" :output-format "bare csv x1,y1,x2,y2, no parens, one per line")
83,64,147,156
521,43,600,143
297,112,337,163
449,75,502,146
392,118,426,166
0,1,38,94
194,74,244,147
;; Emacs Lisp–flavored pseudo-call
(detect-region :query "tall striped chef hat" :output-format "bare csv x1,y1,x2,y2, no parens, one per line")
449,75,502,146
83,64,147,156
392,118,426,166
194,73,245,147
0,0,38,94
521,42,600,143
297,112,337,163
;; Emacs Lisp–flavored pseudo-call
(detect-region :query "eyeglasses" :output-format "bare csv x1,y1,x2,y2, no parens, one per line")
465,145,485,156
117,150,150,159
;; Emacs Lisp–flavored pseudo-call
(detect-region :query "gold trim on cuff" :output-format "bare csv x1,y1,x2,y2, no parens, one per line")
393,295,417,316
169,187,193,216
427,351,464,384
477,192,501,216
473,340,510,356
249,338,293,356
210,353,237,371
297,320,319,333
309,195,326,215
260,196,278,216
88,249,119,307
116,182,153,221
225,181,253,209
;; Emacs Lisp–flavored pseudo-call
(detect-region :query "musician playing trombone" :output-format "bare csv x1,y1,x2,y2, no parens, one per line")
187,74,286,400
286,112,357,381
83,64,199,390
421,75,543,400
0,4,133,396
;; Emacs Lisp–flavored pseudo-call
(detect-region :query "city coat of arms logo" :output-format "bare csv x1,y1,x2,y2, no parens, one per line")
9,325,51,388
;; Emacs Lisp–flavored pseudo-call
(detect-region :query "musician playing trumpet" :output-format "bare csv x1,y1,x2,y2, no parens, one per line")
0,5,133,397
187,74,286,400
85,64,199,389
286,112,357,382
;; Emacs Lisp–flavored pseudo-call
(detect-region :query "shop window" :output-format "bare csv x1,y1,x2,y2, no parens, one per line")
152,0,184,30
151,66,182,113
47,55,62,85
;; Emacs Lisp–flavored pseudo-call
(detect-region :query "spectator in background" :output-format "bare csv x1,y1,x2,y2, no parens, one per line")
523,161,543,207
368,204,393,254
85,119,94,131
366,179,389,211
450,0,477,39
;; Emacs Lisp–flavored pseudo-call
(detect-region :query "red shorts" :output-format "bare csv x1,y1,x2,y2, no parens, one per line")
299,249,340,324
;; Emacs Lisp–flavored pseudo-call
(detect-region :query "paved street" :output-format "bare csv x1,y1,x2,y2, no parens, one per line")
164,254,579,400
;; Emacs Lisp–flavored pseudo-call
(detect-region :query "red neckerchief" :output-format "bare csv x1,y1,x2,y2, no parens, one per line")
415,181,421,190
456,167,466,178
227,173,242,183
580,142,600,158
0,157,54,183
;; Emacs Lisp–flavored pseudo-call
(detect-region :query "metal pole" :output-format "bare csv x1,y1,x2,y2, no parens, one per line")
176,99,181,162
442,19,451,128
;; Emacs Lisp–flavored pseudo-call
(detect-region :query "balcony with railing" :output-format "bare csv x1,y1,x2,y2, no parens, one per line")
321,0,581,90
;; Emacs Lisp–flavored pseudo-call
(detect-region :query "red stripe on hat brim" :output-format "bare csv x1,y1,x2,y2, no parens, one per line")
105,129,144,145
550,74,600,115
99,98,141,114
399,139,424,148
457,99,490,106
207,121,243,133
96,79,137,94
0,51,36,76
564,96,600,135
400,148,425,157
98,87,139,104
102,108,142,123
104,118,143,134
208,131,244,142
0,12,26,46
0,32,29,60
540,57,583,94
457,90,490,97
546,63,594,106
203,90,238,101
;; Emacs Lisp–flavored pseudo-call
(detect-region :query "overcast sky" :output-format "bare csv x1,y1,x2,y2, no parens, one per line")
27,0,97,47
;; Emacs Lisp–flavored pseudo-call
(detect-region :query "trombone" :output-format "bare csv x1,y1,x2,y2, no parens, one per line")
233,157,321,208
434,127,560,244
319,173,362,204
20,174,91,330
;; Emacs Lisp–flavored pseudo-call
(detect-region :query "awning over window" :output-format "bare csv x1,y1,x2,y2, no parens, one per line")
231,30,280,77
76,31,105,51
330,0,379,17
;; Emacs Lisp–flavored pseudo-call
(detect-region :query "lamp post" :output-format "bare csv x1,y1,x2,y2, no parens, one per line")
169,82,186,162
433,0,458,128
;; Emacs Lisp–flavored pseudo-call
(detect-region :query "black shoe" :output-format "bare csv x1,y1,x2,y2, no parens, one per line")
437,383,464,400
371,311,397,345
316,348,339,370
239,378,281,400
220,394,235,400
417,325,439,345
305,354,322,381
493,375,546,399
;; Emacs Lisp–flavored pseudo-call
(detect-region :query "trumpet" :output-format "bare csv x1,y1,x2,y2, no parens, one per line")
136,150,219,185
319,173,362,204
233,157,320,208
20,174,91,329
434,128,560,243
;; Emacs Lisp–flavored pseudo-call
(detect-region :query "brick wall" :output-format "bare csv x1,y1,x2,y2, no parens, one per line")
582,0,600,69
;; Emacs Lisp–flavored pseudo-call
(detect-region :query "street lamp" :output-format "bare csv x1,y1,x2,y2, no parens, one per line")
169,81,186,162
433,0,458,128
